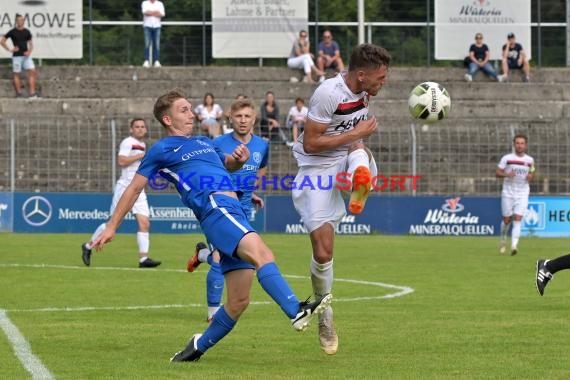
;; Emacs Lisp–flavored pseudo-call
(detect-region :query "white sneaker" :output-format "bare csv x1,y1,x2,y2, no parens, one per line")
497,74,506,83
318,75,325,83
318,313,338,355
464,73,472,82
142,60,150,68
289,76,299,83
499,241,506,254
285,141,294,148
153,61,161,68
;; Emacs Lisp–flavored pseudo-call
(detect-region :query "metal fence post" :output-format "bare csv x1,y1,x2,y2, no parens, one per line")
410,123,417,197
111,119,117,191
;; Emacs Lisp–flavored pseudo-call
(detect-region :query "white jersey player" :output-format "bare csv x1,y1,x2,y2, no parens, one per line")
496,133,535,256
81,118,161,268
292,44,390,355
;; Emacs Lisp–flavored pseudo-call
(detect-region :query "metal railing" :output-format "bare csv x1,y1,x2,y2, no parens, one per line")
2,117,569,196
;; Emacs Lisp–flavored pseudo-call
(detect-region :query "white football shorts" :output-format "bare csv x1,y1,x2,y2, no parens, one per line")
110,181,150,217
501,195,528,218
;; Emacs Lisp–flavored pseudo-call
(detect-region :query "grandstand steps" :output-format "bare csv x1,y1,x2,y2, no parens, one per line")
2,66,569,194
1,65,568,82
1,97,567,121
0,79,568,102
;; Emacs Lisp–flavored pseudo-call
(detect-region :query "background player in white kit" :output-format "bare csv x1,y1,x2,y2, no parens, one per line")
292,43,390,355
496,133,535,256
81,118,161,268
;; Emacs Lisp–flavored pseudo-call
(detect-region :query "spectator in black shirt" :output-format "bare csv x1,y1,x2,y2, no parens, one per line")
464,33,502,82
501,33,531,83
0,14,39,98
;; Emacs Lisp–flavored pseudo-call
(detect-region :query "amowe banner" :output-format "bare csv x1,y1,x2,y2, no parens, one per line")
435,0,531,61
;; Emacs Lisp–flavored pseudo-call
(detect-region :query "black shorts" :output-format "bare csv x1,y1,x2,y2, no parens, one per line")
507,59,523,70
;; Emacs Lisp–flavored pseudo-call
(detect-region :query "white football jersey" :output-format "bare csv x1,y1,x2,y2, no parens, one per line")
293,73,370,167
117,136,146,185
497,152,534,197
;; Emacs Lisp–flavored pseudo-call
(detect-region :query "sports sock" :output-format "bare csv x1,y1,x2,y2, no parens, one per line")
311,257,334,321
200,247,212,263
197,306,236,353
137,232,149,254
500,221,509,244
546,253,570,274
310,257,333,297
511,221,521,248
347,149,369,176
206,263,224,311
207,306,220,320
257,262,300,319
86,223,106,249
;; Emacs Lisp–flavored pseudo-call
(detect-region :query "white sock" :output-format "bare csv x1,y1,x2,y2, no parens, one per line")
198,247,211,263
87,223,106,249
347,148,369,176
511,221,521,248
311,257,334,321
369,152,378,177
137,232,149,255
208,306,220,320
500,221,509,244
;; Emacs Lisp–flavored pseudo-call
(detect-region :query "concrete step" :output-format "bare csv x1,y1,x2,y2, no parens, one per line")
1,65,568,83
1,97,566,121
1,79,567,102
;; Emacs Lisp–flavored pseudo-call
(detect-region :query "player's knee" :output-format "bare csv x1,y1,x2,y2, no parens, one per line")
225,296,250,317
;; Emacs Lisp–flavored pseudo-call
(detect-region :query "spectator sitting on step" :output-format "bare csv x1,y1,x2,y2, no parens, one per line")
259,91,288,144
316,30,344,79
285,97,308,147
501,33,531,83
464,33,502,82
194,92,223,138
287,30,325,84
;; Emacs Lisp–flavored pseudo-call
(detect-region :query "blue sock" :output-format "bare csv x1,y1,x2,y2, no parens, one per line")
197,306,236,353
257,262,299,319
206,263,224,307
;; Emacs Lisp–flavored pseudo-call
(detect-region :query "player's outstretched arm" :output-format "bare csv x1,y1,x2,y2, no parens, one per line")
92,174,147,251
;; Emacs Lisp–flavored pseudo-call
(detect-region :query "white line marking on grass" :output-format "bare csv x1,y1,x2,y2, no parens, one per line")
0,309,54,380
1,263,415,308
284,274,415,301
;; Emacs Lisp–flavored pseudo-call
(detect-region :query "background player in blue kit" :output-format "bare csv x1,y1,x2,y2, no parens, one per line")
92,89,331,362
187,98,269,323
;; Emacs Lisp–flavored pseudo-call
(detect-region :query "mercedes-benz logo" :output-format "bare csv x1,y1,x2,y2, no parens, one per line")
22,196,52,226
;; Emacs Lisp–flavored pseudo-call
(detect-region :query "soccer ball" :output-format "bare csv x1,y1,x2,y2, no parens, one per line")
408,82,451,123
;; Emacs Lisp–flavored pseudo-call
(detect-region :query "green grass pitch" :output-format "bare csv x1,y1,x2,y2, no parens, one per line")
1,233,570,379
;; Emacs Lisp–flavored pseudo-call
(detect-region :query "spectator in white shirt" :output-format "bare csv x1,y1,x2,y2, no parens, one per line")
194,92,224,138
285,97,308,147
141,0,165,68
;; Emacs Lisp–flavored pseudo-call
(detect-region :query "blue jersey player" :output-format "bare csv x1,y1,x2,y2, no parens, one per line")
187,98,269,323
92,89,332,362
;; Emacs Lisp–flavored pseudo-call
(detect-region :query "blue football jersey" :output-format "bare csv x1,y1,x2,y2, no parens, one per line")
212,133,268,216
137,135,238,220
